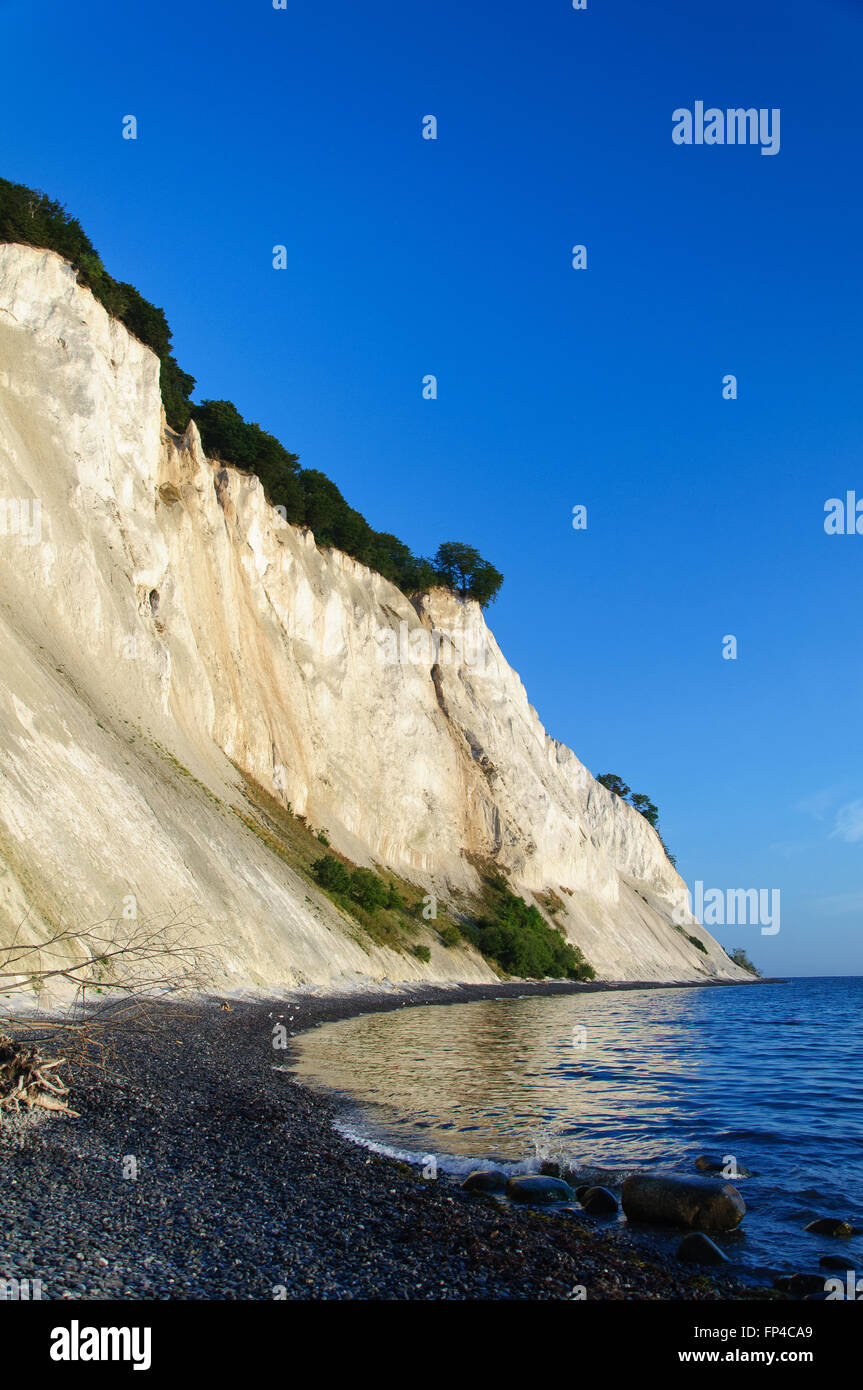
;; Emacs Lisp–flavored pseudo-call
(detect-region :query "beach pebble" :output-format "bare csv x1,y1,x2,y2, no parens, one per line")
676,1233,729,1265
621,1172,746,1231
506,1175,575,1205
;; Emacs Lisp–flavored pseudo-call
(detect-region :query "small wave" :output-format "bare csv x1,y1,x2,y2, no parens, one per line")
333,1117,540,1176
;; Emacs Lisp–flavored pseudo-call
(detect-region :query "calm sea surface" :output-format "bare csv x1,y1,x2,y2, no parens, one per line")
289,978,863,1273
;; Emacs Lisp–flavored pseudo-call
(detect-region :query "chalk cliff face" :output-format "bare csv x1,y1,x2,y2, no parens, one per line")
0,244,748,991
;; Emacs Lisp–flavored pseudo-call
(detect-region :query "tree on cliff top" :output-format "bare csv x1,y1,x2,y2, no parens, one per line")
597,774,664,839
433,543,504,607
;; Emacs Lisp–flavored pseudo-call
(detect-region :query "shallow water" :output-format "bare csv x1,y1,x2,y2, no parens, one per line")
289,978,863,1274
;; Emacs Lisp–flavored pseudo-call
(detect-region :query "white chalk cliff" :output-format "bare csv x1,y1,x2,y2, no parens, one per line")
0,244,749,992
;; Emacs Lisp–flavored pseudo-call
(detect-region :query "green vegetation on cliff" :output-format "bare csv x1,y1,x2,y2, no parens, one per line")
0,176,502,606
463,872,595,981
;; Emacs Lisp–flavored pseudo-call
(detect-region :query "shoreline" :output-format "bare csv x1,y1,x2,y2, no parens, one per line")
0,979,784,1301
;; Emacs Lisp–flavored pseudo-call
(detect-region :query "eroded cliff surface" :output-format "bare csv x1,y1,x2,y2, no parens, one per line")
0,245,748,990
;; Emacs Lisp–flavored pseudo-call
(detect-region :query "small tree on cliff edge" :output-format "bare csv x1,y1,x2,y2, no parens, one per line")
597,774,668,853
433,542,504,608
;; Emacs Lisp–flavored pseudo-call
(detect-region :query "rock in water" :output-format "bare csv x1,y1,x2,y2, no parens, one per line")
506,1175,575,1205
695,1155,751,1178
581,1186,619,1216
804,1217,854,1238
819,1254,853,1270
676,1233,729,1265
621,1173,746,1231
462,1169,508,1194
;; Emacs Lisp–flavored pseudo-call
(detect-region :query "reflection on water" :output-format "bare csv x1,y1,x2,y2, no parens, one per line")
290,979,863,1271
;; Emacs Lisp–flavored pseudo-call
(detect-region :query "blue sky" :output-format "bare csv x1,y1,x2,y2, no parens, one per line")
2,0,861,974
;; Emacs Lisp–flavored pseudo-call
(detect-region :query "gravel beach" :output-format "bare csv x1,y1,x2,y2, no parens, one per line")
0,981,776,1301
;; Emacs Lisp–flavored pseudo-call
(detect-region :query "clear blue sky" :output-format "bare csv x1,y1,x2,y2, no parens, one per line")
2,0,861,974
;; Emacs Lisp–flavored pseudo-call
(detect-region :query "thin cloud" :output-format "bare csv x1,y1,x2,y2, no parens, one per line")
832,800,863,844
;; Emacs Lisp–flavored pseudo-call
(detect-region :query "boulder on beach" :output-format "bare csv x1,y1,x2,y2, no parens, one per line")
804,1217,854,1238
580,1185,619,1216
462,1169,508,1195
621,1173,746,1231
695,1155,751,1179
506,1175,575,1205
676,1233,729,1265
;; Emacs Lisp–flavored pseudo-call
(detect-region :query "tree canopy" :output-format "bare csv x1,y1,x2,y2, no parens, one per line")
433,542,504,607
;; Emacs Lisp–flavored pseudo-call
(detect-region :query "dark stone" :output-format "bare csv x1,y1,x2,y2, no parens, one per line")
804,1218,854,1238
506,1175,575,1205
574,1185,592,1202
461,1169,508,1195
695,1155,751,1179
581,1185,619,1216
621,1172,746,1231
539,1160,561,1178
676,1232,729,1265
788,1272,829,1296
819,1254,854,1271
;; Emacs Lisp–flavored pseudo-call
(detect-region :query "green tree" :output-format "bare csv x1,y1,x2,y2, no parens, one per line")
348,868,390,912
311,855,351,896
629,793,659,828
433,542,504,607
597,773,631,800
728,946,760,976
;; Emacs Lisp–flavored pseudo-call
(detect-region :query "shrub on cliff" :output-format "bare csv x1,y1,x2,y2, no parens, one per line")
348,868,391,912
728,946,760,975
466,879,595,981
596,772,676,862
311,854,351,895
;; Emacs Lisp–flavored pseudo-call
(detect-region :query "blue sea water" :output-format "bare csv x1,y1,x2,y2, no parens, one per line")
289,978,863,1276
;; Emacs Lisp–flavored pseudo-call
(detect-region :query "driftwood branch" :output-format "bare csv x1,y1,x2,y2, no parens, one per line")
0,1034,79,1116
0,907,219,1113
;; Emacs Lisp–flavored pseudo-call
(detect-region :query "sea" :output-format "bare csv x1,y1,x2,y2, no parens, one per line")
289,977,863,1278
